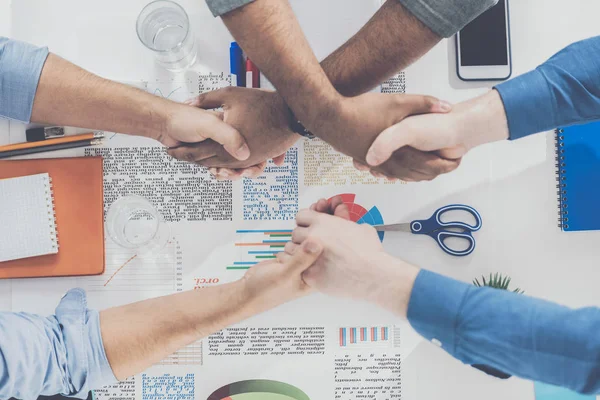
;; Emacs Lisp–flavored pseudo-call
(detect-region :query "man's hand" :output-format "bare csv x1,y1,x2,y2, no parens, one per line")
167,87,299,179
312,93,460,181
242,238,323,309
365,90,509,169
30,54,251,163
158,103,251,161
282,200,420,316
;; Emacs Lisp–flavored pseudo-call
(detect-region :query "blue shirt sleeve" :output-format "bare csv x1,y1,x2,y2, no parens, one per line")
495,35,600,140
0,37,49,123
0,289,116,399
408,270,600,394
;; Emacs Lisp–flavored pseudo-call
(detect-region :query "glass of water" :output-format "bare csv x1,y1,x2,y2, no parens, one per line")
105,195,170,256
136,0,197,72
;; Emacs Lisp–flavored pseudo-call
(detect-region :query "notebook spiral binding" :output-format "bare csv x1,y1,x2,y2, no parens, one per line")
555,129,569,230
46,176,60,250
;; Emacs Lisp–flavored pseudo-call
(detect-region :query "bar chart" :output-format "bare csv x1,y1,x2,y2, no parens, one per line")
227,229,292,270
339,326,394,349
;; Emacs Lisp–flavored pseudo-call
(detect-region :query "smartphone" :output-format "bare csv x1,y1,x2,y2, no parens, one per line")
456,0,511,81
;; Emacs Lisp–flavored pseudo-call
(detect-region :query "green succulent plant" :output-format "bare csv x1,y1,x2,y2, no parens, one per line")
473,273,524,294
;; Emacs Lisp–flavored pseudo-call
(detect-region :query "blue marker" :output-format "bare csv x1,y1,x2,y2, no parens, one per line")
229,42,245,87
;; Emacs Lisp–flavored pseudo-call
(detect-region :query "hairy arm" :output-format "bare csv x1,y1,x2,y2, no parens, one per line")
102,281,257,379
321,0,440,97
102,241,320,379
220,0,340,130
31,53,249,158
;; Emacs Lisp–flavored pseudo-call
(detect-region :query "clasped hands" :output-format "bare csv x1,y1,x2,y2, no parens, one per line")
242,196,419,316
164,87,488,182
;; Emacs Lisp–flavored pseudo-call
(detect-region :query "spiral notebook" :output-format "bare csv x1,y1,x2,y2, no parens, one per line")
0,157,105,278
555,120,600,231
0,173,59,262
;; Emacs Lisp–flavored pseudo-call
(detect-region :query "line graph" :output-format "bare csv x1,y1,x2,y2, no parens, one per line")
153,87,182,100
78,239,183,294
103,254,137,286
147,78,197,103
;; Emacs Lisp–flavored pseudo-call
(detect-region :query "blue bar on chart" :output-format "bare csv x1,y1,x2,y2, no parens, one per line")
227,229,293,270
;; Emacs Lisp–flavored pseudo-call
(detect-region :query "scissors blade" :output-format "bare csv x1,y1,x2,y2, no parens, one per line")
373,223,412,232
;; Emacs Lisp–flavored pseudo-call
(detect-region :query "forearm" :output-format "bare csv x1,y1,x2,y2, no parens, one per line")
408,270,600,394
221,0,341,131
31,54,177,141
366,253,420,318
453,89,509,150
320,0,440,97
495,35,600,140
101,281,268,379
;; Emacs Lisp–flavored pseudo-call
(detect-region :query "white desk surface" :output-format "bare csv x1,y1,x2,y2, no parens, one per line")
4,1,600,399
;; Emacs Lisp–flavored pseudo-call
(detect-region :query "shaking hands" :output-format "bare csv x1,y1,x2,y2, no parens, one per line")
167,87,465,182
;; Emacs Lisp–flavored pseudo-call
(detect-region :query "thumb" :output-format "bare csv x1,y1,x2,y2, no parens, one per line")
366,122,416,166
284,239,322,274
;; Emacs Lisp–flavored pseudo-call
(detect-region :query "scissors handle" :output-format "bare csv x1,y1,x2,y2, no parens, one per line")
410,204,482,257
410,204,482,234
436,231,476,257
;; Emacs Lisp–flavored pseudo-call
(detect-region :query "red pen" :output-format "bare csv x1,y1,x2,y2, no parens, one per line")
245,59,260,88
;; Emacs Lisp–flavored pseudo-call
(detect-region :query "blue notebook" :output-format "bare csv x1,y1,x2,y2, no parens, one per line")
556,120,600,231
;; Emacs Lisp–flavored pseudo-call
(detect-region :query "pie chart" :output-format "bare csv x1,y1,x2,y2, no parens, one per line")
207,380,310,400
328,193,385,241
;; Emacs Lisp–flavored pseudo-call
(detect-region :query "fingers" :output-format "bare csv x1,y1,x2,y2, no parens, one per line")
276,251,291,263
168,141,221,163
353,159,370,172
203,118,250,161
365,122,415,167
376,147,460,181
397,94,451,116
291,227,309,244
295,209,321,228
367,96,452,167
208,162,268,181
208,168,244,181
272,153,287,166
313,198,330,213
284,241,298,254
184,87,237,109
329,196,350,220
283,239,322,274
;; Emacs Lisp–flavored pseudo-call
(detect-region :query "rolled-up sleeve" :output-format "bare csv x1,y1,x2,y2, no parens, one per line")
0,37,49,123
205,0,256,17
0,288,116,400
397,0,498,38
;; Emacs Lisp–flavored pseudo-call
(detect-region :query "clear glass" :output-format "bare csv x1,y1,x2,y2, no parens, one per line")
106,195,170,256
136,0,197,72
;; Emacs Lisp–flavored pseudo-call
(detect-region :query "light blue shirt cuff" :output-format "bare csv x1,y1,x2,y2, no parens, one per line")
406,269,469,354
0,37,49,123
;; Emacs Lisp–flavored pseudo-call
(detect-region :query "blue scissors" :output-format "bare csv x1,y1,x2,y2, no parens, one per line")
374,204,482,257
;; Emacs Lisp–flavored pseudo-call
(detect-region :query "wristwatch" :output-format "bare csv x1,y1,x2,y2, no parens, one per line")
288,108,315,139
